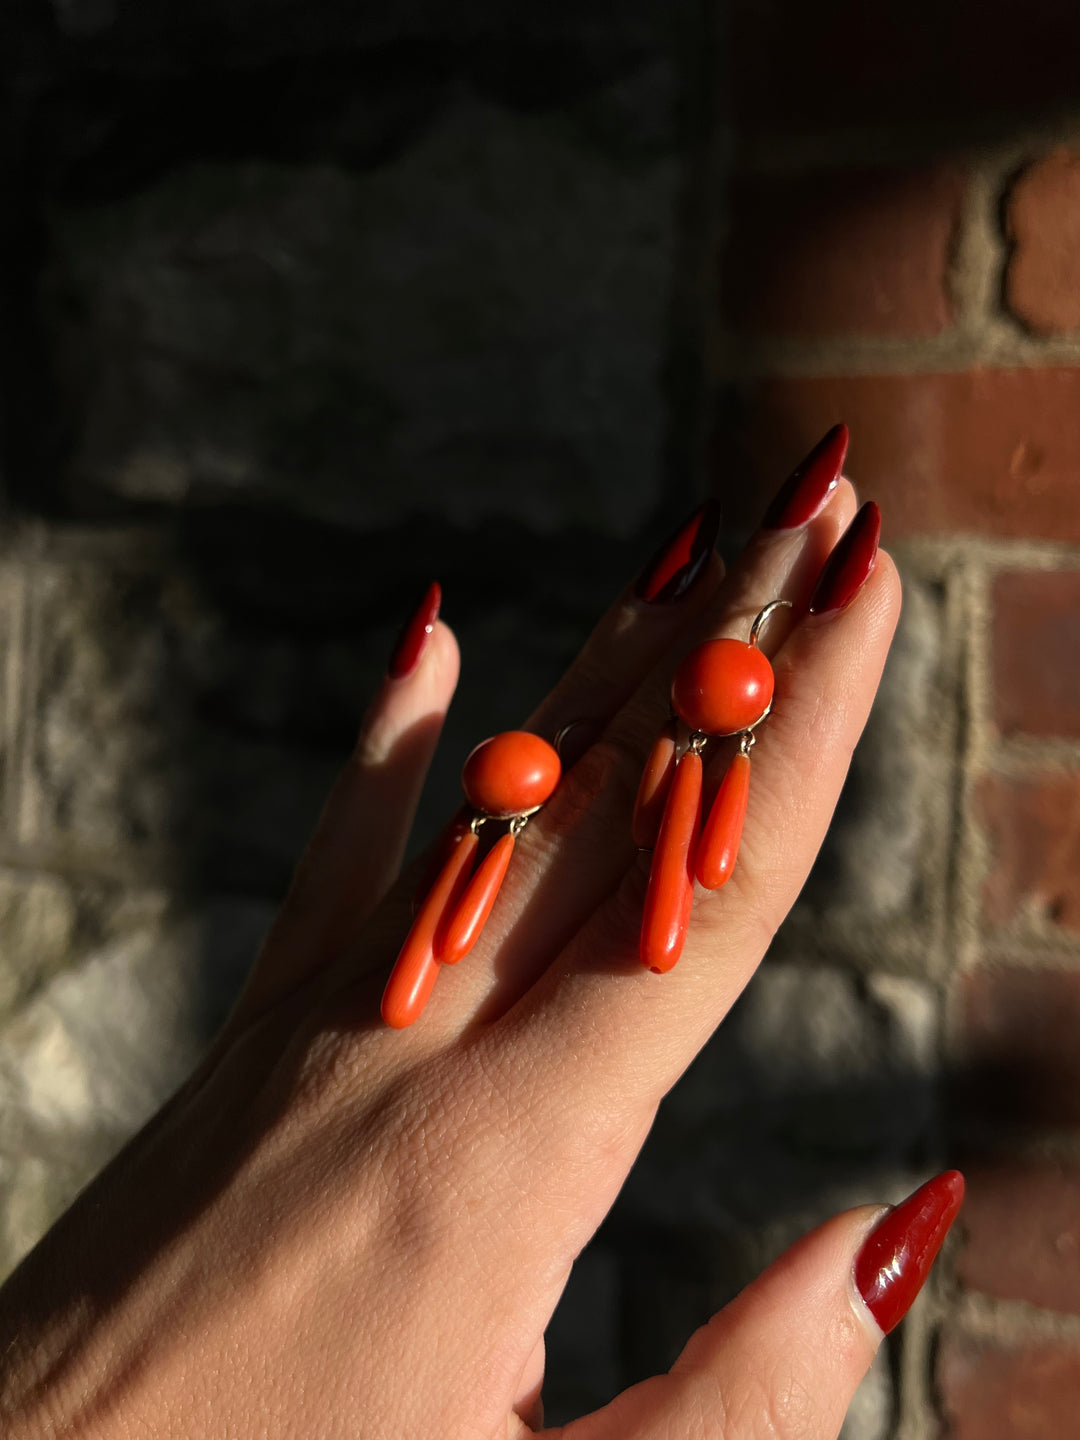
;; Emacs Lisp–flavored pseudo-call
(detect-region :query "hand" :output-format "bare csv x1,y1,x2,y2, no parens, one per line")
0,466,955,1440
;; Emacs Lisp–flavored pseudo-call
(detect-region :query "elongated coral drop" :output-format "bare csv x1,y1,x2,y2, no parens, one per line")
412,813,471,915
632,719,678,848
696,751,750,890
437,831,516,964
381,829,479,1028
640,748,702,974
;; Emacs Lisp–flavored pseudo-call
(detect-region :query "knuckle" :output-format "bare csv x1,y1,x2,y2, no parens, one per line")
722,1360,818,1440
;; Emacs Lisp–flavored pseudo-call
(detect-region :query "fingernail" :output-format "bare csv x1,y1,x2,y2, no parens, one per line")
855,1170,965,1335
808,501,881,615
388,580,441,679
635,500,722,604
762,423,849,530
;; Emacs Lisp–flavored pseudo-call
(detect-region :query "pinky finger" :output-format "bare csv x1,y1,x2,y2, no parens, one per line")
234,585,459,1021
545,1171,963,1440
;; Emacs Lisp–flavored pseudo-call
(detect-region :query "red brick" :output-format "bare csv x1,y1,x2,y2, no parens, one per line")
976,775,1080,931
726,369,1080,541
729,0,1080,132
940,1334,1080,1440
993,571,1080,738
957,1158,1080,1312
959,966,1080,1127
721,167,961,338
1005,152,1080,335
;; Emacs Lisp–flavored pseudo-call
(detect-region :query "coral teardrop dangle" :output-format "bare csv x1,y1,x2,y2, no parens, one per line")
383,727,563,1028
381,829,479,1029
640,748,703,974
438,831,516,964
632,718,678,848
696,751,751,890
635,596,789,976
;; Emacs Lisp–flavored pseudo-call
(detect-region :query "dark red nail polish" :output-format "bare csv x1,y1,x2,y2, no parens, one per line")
635,500,722,604
388,581,441,679
855,1170,965,1335
808,501,881,615
762,423,849,530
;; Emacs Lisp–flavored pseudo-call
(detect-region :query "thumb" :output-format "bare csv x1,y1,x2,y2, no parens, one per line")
552,1171,963,1440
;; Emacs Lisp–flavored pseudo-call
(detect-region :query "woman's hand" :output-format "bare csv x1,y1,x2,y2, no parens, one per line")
0,465,949,1440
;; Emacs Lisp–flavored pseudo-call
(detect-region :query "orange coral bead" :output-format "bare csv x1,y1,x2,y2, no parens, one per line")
437,831,516,964
381,829,479,1029
671,638,774,736
461,731,562,818
696,752,750,890
640,748,702,974
412,812,471,915
632,719,678,849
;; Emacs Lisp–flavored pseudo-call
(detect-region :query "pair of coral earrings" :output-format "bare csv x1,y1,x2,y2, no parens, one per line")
381,602,785,1028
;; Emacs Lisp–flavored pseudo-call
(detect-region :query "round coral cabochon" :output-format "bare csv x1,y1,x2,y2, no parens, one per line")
461,731,562,817
671,638,774,735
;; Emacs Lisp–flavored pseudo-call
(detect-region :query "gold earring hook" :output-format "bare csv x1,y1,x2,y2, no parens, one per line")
749,598,793,648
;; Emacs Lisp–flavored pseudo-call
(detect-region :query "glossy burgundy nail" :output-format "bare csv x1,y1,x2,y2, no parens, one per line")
762,423,849,530
808,502,881,615
855,1170,965,1335
635,500,722,604
388,580,441,679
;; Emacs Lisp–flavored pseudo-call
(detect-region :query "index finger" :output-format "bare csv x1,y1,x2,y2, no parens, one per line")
500,528,901,1116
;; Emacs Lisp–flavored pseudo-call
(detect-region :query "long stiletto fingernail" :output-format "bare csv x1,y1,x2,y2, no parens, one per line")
388,580,441,679
635,499,722,604
855,1170,965,1334
762,423,849,530
808,501,881,615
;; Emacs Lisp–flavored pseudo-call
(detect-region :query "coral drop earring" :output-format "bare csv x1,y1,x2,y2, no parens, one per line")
637,600,789,973
382,731,561,1028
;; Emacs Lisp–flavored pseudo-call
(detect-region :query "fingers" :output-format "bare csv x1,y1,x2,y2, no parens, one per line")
526,502,725,756
548,1172,963,1440
415,480,858,1035
234,604,459,1021
513,527,900,1103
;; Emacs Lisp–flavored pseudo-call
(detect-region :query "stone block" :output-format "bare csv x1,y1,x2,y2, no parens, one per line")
20,556,220,861
19,550,343,892
0,891,272,1277
48,95,676,539
0,562,26,845
0,870,80,1021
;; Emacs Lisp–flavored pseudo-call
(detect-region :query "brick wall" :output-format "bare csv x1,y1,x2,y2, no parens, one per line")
711,4,1080,1433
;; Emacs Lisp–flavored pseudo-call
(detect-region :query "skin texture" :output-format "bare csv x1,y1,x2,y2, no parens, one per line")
0,478,907,1440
